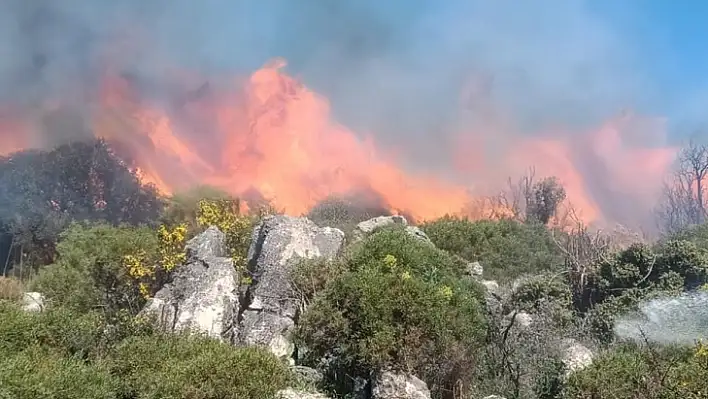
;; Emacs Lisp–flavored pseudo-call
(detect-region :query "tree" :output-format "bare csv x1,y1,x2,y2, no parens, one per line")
657,140,708,234
495,167,567,225
0,139,164,275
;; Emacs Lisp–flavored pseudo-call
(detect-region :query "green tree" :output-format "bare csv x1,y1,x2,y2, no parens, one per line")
0,139,164,275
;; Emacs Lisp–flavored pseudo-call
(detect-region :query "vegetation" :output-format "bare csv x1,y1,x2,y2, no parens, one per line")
422,216,564,281
4,139,708,398
296,227,487,397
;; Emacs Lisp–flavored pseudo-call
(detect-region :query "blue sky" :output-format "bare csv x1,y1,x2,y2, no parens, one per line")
590,1,708,118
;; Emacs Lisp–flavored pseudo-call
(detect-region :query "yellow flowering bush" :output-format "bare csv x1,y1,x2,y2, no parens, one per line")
196,198,253,268
124,224,188,299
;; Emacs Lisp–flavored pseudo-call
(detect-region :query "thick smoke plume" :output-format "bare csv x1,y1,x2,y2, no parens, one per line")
0,0,680,229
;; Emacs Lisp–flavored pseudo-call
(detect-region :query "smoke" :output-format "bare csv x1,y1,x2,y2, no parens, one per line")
0,0,678,228
614,291,708,345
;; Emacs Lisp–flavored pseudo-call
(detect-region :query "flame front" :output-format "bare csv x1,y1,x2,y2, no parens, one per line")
0,58,680,227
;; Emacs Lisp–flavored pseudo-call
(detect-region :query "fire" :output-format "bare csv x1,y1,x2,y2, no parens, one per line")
0,57,680,227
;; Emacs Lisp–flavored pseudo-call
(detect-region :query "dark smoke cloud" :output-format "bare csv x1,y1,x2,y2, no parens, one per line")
0,0,669,228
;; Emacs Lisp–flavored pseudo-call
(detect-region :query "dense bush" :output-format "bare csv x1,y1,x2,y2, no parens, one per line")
0,302,291,399
109,334,291,399
563,342,708,398
30,222,159,314
422,216,564,281
0,139,164,274
296,227,487,398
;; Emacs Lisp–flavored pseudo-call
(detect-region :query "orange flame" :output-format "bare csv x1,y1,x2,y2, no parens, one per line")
0,58,681,227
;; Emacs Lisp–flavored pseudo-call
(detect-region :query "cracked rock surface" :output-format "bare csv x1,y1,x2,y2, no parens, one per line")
140,226,240,343
237,215,345,359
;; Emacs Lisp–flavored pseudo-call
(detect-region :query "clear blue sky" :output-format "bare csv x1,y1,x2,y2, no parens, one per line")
590,1,708,130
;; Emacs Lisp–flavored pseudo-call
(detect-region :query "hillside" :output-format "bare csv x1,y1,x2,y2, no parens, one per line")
1,140,708,398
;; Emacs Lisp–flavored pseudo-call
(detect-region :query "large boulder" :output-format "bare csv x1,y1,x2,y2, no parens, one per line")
140,227,240,343
371,371,431,399
238,215,345,360
353,215,431,243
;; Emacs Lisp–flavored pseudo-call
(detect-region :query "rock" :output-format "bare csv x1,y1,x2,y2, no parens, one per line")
505,310,533,329
482,396,507,399
371,371,431,399
466,261,484,277
141,227,239,343
481,280,500,294
238,215,345,360
277,388,331,399
21,292,45,312
353,215,431,243
405,225,432,243
561,339,594,376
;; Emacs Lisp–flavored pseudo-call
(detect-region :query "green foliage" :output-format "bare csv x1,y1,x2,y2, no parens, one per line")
526,176,567,225
422,216,564,281
0,139,164,272
109,334,291,399
30,222,158,315
297,227,487,398
0,302,287,399
563,343,708,398
0,345,121,399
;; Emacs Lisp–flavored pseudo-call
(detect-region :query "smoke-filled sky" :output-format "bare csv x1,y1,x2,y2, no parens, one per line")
4,0,707,136
1,0,707,230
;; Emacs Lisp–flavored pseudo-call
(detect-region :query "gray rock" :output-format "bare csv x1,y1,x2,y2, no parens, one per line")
371,371,431,399
21,292,45,312
481,280,500,294
466,261,484,277
238,215,345,359
561,338,594,376
141,227,239,343
405,226,432,243
482,396,507,399
277,389,331,399
353,215,431,243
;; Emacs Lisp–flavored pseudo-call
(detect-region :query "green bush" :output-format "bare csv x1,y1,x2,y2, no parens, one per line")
421,217,563,281
0,345,120,399
30,222,158,315
296,227,487,398
109,334,292,399
563,342,708,398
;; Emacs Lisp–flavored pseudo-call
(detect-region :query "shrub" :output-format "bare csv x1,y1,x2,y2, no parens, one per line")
422,217,563,281
0,276,23,302
30,222,158,314
0,345,120,399
109,334,292,399
297,227,487,398
563,342,708,398
0,302,141,360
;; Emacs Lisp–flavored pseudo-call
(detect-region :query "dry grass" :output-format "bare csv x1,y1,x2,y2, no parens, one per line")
0,276,24,301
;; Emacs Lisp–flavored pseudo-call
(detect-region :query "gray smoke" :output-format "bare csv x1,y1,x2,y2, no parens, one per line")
0,0,672,228
614,291,708,345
